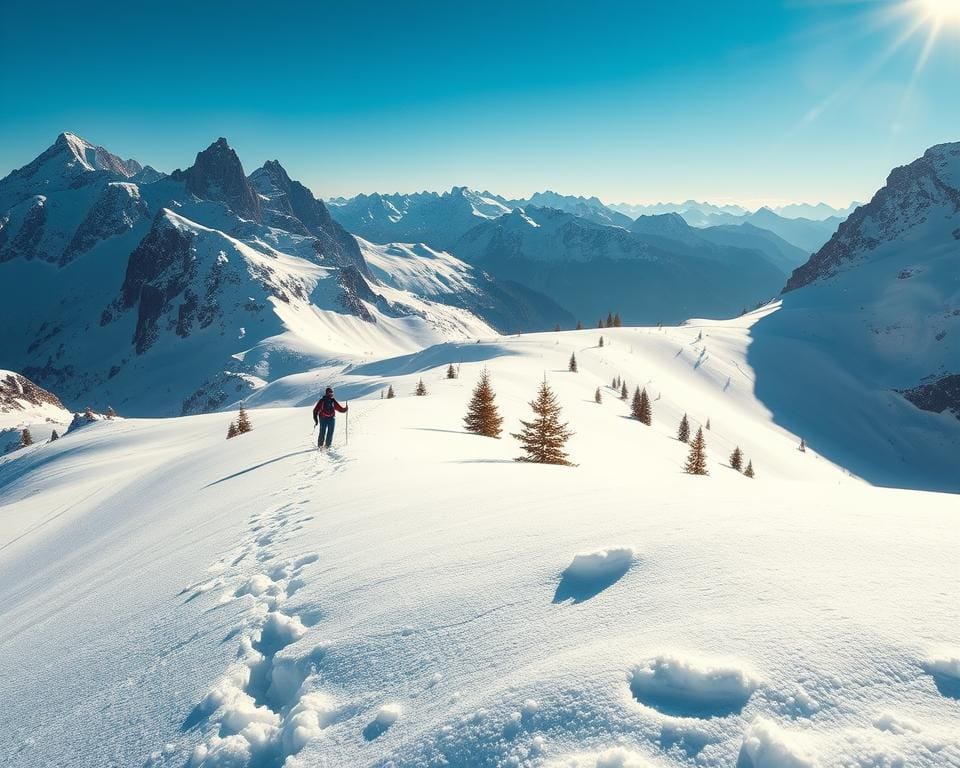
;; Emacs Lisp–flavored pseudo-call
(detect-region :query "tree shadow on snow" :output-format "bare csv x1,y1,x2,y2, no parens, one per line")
204,450,315,488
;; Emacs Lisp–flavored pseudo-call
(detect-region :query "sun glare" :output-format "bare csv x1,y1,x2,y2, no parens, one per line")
916,0,960,25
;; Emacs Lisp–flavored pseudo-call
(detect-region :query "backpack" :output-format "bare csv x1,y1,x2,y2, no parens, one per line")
318,395,336,418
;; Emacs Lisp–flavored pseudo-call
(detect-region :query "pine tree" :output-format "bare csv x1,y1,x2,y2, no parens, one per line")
20,428,33,447
799,438,806,452
595,387,602,404
415,379,428,396
684,427,708,475
106,405,116,419
729,446,743,471
599,335,604,348
620,381,628,400
705,418,711,430
446,364,457,380
554,324,561,332
606,312,614,328
678,413,690,443
512,380,573,465
744,460,755,478
463,369,504,438
386,384,395,399
613,312,622,327
226,421,238,439
611,376,618,390
236,405,252,434
568,352,578,372
631,387,642,419
637,388,652,425
50,429,59,442
597,320,603,328
576,320,583,331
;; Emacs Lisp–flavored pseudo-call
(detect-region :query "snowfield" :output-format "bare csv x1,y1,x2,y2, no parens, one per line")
1,315,958,768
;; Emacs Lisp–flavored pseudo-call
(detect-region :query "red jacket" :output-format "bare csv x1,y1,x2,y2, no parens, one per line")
313,395,347,421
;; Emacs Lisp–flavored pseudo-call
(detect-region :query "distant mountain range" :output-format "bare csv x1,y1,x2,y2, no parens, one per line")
0,134,568,415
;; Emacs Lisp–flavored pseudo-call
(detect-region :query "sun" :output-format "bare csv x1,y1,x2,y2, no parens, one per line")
914,0,960,26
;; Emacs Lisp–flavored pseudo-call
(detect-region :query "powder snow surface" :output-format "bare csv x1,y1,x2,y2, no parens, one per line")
0,316,958,768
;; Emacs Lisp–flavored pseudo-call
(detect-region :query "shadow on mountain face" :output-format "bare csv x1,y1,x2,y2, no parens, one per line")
747,298,960,494
349,341,519,377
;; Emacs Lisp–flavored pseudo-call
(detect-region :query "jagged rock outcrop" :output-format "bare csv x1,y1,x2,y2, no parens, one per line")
62,182,149,263
251,159,371,278
0,370,65,412
172,138,262,223
899,374,960,420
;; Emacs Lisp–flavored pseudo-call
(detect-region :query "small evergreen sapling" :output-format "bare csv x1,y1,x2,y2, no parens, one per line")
729,446,744,471
599,336,604,348
684,427,708,475
568,352,578,372
446,364,457,380
236,405,252,434
620,381,628,400
386,384,395,399
226,421,238,439
415,379,428,396
513,380,573,466
50,429,59,441
576,320,583,330
678,413,690,443
595,387,602,404
744,460,755,478
463,369,503,438
20,428,33,447
705,418,711,430
799,438,806,452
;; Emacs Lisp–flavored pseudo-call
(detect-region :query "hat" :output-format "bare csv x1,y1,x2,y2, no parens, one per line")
325,387,334,395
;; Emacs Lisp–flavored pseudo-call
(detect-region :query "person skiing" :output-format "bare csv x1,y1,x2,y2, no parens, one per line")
313,387,348,450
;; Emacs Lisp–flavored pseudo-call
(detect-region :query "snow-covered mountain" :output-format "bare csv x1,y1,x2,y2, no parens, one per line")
451,207,789,325
3,316,958,768
504,191,634,228
608,198,751,219
773,201,860,220
0,370,72,450
328,187,512,250
0,135,517,416
683,207,843,253
748,141,960,490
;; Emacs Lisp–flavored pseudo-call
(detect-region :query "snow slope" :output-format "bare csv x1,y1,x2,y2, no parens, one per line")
2,316,958,768
749,142,960,491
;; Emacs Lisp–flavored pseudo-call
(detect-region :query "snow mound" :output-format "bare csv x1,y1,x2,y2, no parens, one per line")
736,717,815,768
280,691,337,756
629,653,759,718
363,703,401,740
922,647,960,699
553,547,635,603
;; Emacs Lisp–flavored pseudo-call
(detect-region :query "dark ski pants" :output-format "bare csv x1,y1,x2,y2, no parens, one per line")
318,417,336,448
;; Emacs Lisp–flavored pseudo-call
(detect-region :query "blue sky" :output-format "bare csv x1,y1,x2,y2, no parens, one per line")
1,0,957,206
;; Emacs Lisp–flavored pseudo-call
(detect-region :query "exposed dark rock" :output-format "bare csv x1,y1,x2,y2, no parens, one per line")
898,374,960,420
62,182,149,263
171,138,262,223
0,371,66,412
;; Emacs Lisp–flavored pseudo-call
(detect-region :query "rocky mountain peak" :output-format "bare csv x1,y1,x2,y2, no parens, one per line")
785,141,960,292
176,137,262,223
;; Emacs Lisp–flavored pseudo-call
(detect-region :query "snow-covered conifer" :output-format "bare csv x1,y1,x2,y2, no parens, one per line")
744,460,755,478
415,379,428,396
236,405,252,434
513,380,573,466
464,369,504,438
678,413,690,443
446,364,457,380
684,427,708,475
730,446,743,471
226,421,238,439
568,352,578,373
